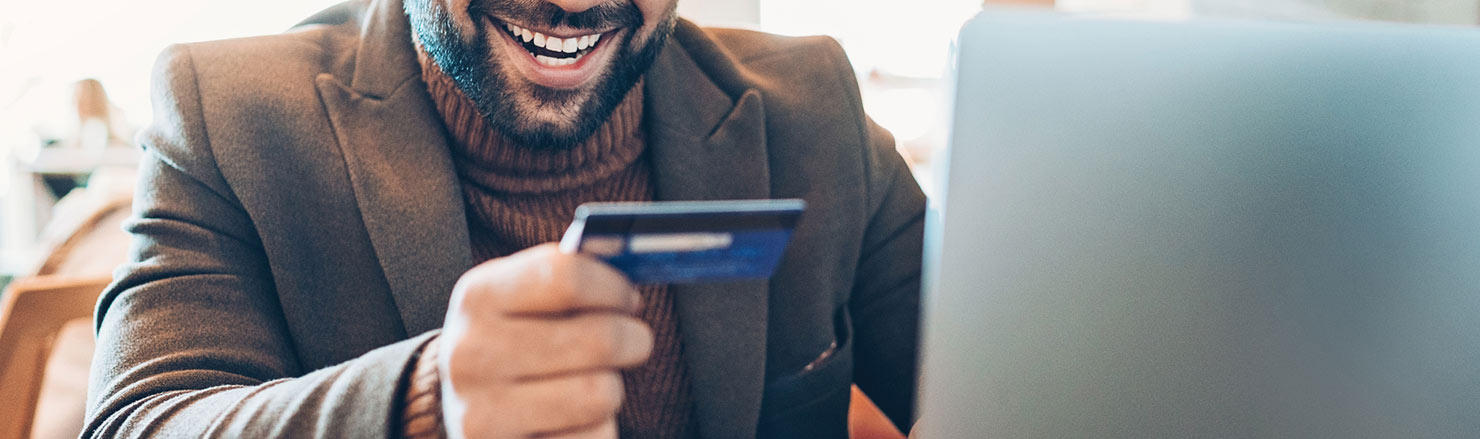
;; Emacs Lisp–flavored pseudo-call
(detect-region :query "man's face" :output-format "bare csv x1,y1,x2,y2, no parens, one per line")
407,0,678,148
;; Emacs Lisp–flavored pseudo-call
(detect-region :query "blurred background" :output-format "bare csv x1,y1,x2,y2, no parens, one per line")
1,0,1478,287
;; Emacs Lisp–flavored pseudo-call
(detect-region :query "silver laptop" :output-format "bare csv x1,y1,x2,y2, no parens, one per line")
918,11,1480,438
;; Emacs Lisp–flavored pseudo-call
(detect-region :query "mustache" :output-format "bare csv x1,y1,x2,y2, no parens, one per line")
471,0,643,30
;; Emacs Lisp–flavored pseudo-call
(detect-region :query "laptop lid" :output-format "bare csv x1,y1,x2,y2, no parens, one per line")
920,11,1480,438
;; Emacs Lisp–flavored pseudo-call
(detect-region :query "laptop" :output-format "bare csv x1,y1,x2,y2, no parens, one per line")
918,11,1480,438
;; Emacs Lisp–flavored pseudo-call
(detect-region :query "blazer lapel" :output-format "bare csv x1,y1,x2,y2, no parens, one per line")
315,0,472,336
647,31,772,439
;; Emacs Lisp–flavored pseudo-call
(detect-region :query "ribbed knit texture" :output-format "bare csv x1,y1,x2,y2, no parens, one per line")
419,53,696,439
401,337,444,439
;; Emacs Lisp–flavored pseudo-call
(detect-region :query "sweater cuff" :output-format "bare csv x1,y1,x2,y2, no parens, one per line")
400,335,446,439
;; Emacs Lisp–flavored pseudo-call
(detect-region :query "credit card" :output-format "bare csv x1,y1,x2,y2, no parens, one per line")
560,199,806,284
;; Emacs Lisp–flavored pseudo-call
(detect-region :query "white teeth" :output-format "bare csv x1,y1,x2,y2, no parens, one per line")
508,24,604,65
505,20,605,51
534,55,577,67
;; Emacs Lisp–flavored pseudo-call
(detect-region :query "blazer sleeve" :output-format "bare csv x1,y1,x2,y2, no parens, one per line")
849,117,928,431
84,44,432,439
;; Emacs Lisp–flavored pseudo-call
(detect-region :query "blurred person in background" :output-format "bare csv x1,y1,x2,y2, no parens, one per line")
85,0,924,437
69,79,129,151
33,79,131,199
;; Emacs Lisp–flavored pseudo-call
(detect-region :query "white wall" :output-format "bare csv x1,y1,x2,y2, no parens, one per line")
0,0,348,142
678,0,761,27
1193,0,1479,24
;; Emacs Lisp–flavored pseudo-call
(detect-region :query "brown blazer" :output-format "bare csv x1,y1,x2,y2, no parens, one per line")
85,0,926,437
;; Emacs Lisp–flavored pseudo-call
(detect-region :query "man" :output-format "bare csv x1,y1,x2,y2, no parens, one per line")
85,0,925,436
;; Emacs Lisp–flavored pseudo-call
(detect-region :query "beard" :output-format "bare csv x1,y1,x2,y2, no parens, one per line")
405,0,676,149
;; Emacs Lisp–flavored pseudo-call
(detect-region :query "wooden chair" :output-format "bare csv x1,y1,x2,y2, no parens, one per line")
850,385,907,439
0,276,111,439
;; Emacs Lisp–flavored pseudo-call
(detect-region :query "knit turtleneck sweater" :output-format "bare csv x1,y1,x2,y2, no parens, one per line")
419,54,695,439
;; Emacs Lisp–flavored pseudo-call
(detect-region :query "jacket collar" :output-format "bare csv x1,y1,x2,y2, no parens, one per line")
318,1,772,435
349,0,421,99
315,0,471,337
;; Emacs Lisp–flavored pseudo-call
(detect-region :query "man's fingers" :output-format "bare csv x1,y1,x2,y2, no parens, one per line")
463,243,641,316
529,251,640,315
442,243,642,439
501,373,624,436
483,314,654,378
535,418,617,439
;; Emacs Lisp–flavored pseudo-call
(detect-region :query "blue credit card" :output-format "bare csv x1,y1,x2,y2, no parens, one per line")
560,199,806,284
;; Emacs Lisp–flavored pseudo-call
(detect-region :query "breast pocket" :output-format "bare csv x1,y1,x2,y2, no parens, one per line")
757,305,854,438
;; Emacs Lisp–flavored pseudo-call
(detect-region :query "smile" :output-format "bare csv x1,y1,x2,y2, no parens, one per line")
485,15,626,89
501,22,608,67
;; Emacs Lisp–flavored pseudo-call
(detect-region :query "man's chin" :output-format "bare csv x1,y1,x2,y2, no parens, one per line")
447,16,670,150
487,87,602,148
500,120,589,148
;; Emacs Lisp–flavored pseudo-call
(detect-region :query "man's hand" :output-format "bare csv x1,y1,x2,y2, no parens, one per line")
438,243,653,439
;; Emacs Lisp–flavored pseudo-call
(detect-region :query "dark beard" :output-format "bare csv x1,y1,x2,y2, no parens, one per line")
405,0,676,149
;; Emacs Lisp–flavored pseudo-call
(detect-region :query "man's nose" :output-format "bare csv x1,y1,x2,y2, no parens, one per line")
544,0,606,14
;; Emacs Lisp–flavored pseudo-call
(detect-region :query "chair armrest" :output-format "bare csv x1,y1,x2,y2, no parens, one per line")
0,275,112,439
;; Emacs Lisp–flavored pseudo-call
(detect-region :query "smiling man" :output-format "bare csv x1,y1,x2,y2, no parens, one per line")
84,0,926,437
